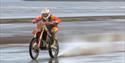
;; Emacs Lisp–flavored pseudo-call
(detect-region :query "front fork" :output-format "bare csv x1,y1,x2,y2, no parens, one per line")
38,28,44,48
33,28,44,48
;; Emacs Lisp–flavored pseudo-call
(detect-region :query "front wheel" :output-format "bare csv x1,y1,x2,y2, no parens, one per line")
29,38,39,60
48,39,59,58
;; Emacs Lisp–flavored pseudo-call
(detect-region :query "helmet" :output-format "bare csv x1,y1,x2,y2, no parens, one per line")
41,8,51,19
41,8,50,14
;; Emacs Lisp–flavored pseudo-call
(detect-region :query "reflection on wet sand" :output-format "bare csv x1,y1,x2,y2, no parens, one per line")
48,58,59,63
30,58,59,63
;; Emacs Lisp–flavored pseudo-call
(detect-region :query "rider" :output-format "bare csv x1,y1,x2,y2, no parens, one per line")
32,8,61,47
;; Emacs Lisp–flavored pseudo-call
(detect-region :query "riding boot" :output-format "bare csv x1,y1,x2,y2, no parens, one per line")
51,32,57,49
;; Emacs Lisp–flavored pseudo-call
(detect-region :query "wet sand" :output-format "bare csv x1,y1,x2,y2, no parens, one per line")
0,38,124,63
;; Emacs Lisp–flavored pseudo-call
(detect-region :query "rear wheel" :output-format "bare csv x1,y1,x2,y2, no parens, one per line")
48,39,59,58
29,38,39,60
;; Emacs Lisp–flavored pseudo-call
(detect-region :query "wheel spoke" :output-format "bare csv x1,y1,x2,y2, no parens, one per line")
49,39,59,58
29,38,39,60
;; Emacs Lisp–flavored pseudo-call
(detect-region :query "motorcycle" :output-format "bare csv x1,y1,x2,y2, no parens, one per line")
29,21,59,60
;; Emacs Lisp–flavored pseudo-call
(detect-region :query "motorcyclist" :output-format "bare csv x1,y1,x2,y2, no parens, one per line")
32,8,61,48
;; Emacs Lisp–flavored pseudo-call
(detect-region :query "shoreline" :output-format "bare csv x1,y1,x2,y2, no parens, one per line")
0,15,125,24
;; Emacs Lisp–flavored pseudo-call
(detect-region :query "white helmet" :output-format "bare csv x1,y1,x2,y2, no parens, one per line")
41,8,50,14
41,8,51,20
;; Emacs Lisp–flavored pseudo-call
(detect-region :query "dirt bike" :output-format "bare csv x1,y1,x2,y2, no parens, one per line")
29,21,59,60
